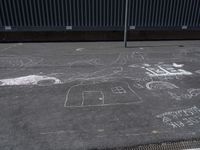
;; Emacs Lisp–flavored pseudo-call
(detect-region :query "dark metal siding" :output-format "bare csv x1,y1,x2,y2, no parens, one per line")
0,0,200,31
129,0,200,30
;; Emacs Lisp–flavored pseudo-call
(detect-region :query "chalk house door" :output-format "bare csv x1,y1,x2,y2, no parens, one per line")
82,91,104,106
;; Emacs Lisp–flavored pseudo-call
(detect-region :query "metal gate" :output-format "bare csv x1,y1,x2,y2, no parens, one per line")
0,0,200,32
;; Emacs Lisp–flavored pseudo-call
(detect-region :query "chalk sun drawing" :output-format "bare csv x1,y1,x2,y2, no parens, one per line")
146,81,178,90
0,75,61,86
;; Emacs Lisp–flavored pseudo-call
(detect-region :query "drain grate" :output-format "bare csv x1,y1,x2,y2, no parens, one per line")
93,139,200,150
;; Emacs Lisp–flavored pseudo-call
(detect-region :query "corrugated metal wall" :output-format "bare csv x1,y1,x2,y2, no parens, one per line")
0,0,200,31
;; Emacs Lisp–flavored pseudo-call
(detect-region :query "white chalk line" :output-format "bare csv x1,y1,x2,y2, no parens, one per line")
0,43,23,53
40,129,197,140
64,101,143,108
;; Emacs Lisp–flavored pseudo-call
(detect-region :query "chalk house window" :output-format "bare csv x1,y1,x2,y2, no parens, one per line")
111,86,127,94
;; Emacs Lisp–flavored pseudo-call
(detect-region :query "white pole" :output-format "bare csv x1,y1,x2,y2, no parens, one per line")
124,0,129,48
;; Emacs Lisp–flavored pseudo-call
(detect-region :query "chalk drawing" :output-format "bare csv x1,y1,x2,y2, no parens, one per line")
0,56,43,68
156,106,200,128
188,89,200,97
112,67,123,73
128,64,141,68
0,75,61,86
143,63,151,67
82,91,104,106
144,63,192,77
168,88,200,101
111,53,127,65
0,43,22,52
172,63,184,68
195,70,200,74
111,86,127,94
128,64,151,68
65,67,123,83
131,52,145,60
75,48,85,51
68,58,103,67
168,92,191,101
64,81,142,108
133,83,144,89
111,51,145,65
146,81,178,90
40,129,195,138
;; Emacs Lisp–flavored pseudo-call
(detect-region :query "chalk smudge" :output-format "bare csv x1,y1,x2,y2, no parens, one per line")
172,63,184,68
0,75,61,86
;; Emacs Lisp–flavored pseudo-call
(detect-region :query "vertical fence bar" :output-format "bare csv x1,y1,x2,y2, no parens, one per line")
124,0,129,48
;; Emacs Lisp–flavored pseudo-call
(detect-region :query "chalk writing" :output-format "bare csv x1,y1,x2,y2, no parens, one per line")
156,106,200,128
144,63,192,77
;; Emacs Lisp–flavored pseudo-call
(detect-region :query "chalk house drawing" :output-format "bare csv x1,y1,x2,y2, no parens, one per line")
146,81,178,90
143,63,192,77
64,81,142,107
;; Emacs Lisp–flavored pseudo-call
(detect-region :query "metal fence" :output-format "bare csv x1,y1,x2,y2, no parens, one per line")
0,0,200,32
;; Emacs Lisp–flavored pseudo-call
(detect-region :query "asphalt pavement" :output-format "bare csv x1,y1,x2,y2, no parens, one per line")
0,41,200,150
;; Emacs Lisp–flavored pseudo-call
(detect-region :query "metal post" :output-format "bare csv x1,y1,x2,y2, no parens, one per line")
124,0,129,48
